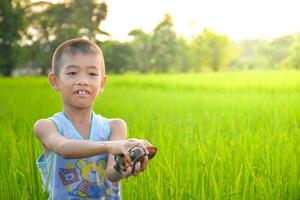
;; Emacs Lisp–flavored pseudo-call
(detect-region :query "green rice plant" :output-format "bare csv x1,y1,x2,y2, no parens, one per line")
0,71,299,199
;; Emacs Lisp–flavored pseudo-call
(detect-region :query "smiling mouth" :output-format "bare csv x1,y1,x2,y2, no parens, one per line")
74,90,90,95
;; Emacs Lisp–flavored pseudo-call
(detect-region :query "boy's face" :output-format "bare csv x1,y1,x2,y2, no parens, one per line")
49,53,106,109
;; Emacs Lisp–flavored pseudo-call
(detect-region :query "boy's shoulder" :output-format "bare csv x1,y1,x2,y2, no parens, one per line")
107,118,126,126
106,118,127,135
33,118,56,134
93,112,127,132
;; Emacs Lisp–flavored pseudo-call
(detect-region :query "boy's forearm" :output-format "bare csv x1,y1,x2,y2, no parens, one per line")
54,139,111,159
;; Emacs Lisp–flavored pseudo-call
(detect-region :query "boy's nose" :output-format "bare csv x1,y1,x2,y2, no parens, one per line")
76,81,88,86
76,75,88,85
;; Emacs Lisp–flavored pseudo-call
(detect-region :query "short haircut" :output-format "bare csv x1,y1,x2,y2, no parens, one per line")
51,38,105,76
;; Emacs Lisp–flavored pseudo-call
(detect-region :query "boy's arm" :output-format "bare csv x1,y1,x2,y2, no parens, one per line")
33,119,149,159
105,119,149,180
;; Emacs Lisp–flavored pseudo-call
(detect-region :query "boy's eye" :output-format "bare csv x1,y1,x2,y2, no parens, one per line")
67,72,77,75
89,72,98,76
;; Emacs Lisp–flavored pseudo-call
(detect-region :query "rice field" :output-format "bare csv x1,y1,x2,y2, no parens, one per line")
0,71,299,199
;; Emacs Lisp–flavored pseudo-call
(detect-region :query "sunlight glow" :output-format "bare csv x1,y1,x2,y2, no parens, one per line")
102,0,300,41
34,0,300,41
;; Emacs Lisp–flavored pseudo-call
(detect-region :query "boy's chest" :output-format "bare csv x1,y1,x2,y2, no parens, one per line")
74,125,90,139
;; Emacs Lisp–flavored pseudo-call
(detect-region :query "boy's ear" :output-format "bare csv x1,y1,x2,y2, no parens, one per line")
99,75,107,93
48,72,60,91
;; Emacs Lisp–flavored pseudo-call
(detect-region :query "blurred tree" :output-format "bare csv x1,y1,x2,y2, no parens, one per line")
255,35,295,69
270,35,294,68
27,0,108,74
0,0,28,76
129,14,182,73
233,35,294,70
101,40,134,73
286,34,300,69
233,39,269,69
151,14,179,72
255,41,274,68
128,29,153,73
190,35,210,71
176,37,195,72
192,29,234,71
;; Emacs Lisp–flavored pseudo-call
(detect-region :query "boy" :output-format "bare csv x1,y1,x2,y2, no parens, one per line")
34,38,152,200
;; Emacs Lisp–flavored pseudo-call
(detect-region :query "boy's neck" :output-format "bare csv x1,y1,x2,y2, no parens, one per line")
62,106,93,139
63,106,93,126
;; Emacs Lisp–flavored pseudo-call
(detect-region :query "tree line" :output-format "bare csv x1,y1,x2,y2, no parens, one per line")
1,0,300,76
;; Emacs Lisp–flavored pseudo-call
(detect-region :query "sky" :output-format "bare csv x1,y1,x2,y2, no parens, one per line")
39,0,300,41
101,0,300,41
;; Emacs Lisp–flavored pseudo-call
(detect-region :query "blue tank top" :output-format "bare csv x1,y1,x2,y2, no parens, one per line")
36,112,121,200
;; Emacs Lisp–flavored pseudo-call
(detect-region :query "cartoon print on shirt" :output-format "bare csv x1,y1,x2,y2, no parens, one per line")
58,162,80,192
75,159,110,199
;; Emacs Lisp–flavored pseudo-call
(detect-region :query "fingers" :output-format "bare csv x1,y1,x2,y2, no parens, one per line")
127,138,152,155
123,153,132,168
140,156,148,171
124,166,132,178
133,162,141,175
124,161,144,178
127,138,152,147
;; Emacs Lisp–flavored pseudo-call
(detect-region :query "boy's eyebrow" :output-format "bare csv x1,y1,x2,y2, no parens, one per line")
65,65,99,70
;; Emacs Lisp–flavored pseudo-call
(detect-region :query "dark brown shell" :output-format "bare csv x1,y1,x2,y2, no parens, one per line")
147,146,158,159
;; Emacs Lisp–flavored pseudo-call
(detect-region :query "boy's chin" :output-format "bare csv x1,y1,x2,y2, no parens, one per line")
67,103,93,110
75,104,93,109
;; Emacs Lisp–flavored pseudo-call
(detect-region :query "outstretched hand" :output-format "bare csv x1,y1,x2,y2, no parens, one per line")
124,155,148,178
108,138,156,178
122,145,158,178
109,138,152,156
